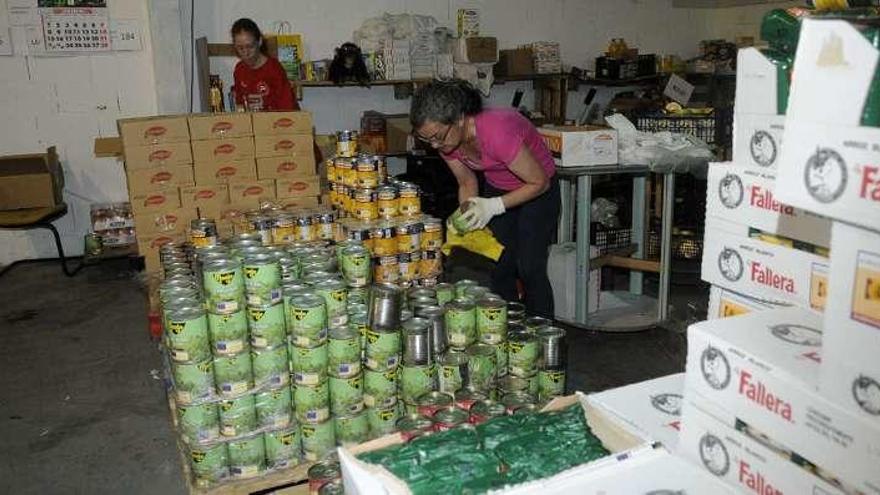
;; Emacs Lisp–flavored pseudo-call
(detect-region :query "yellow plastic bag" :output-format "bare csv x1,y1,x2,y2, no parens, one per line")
272,22,303,81
442,224,505,262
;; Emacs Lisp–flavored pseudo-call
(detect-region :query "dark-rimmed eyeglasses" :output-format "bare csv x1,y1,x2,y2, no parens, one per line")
414,125,452,145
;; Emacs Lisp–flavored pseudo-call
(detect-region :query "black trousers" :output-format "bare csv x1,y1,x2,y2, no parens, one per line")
482,177,560,318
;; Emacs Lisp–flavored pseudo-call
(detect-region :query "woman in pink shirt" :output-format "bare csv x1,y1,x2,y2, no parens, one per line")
410,80,560,317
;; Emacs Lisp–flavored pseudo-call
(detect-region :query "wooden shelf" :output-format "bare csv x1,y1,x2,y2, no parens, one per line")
298,79,432,88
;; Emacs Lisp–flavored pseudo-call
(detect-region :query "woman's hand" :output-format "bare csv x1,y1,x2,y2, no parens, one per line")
461,196,506,230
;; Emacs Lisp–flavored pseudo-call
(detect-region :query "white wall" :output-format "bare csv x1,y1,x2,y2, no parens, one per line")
701,1,799,41
0,0,159,266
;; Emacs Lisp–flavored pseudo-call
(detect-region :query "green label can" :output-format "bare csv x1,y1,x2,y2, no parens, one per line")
289,295,328,347
243,255,282,306
176,401,220,444
347,287,369,305
254,386,293,429
454,279,478,298
251,344,290,388
445,300,476,349
290,344,328,386
227,434,266,479
172,359,215,404
189,442,228,485
166,306,211,363
293,381,330,424
538,369,565,399
334,411,370,447
314,280,348,328
348,312,369,358
264,426,301,470
213,352,254,396
247,303,286,348
203,260,245,314
364,329,400,371
438,351,468,394
366,404,400,438
476,298,507,345
434,283,455,307
496,342,509,378
363,368,398,408
301,420,336,462
219,394,257,437
208,310,248,355
466,344,497,391
400,364,436,403
508,332,539,377
341,245,372,288
329,373,364,416
328,327,362,378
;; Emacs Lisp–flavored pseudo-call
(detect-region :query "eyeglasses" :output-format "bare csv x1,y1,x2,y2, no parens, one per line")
415,125,452,145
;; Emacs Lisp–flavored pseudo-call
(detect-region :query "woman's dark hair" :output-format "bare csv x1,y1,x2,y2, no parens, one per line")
410,80,483,128
231,18,268,55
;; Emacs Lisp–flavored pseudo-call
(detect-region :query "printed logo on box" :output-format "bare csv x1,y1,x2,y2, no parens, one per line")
144,194,167,206
150,171,172,184
211,122,233,134
719,174,744,209
275,140,295,151
700,346,732,390
194,190,216,199
216,166,237,178
149,149,172,162
288,182,308,192
717,248,745,282
698,433,730,476
144,126,167,138
241,186,263,197
852,376,880,416
769,323,822,347
750,130,777,168
277,161,298,172
804,148,847,203
273,118,294,129
214,144,236,156
149,236,174,248
155,214,178,228
650,393,683,416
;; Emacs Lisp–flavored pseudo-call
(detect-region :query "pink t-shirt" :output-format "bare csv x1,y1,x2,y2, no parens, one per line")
442,108,556,191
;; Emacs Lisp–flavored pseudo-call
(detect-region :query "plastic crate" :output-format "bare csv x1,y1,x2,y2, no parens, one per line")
646,231,704,261
634,110,732,147
590,226,632,254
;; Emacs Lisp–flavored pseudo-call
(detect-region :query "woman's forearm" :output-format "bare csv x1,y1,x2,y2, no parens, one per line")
459,180,479,205
500,180,549,209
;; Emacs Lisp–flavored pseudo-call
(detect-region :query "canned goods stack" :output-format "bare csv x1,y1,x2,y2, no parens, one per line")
238,206,339,246
325,129,445,289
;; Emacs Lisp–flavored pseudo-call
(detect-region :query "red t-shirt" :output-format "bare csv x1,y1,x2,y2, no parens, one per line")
233,57,299,111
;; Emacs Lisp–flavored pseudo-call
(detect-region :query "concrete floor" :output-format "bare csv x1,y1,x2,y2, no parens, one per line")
0,258,700,494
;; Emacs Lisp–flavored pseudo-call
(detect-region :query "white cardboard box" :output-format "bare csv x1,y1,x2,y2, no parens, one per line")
586,373,684,449
678,399,844,495
707,162,831,247
733,48,786,170
685,307,880,494
776,19,880,233
820,221,880,421
538,126,618,167
707,285,787,320
701,216,829,310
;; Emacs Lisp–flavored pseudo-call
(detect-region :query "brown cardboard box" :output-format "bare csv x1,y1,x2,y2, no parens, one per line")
129,187,181,215
138,230,186,273
252,111,313,136
191,137,255,163
254,134,313,159
464,37,498,63
118,116,190,148
276,176,320,198
256,155,317,180
229,180,276,206
180,184,229,210
94,137,123,158
279,196,321,209
496,48,534,76
124,142,193,170
386,115,412,154
188,113,254,140
193,159,258,185
126,165,194,195
0,147,64,210
133,207,197,236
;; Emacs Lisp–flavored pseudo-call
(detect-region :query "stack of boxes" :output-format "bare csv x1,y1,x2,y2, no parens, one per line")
117,111,316,274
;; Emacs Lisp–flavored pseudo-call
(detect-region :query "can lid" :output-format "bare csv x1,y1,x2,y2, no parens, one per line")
441,350,469,366
467,343,495,356
508,330,536,342
291,293,325,307
416,305,444,318
537,326,566,339
477,297,506,309
501,391,537,408
433,406,469,423
402,317,430,333
329,325,357,340
203,258,241,270
416,391,454,407
167,304,206,320
244,252,275,264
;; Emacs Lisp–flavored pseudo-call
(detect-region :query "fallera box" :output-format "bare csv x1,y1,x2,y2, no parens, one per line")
251,111,313,136
191,137,255,163
685,307,880,494
193,159,257,185
707,285,787,320
820,221,880,421
188,113,253,140
586,373,684,449
123,141,193,170
701,216,829,310
732,48,787,170
126,165,194,195
538,125,618,167
254,134,313,159
118,115,190,148
777,19,880,233
707,162,831,247
678,399,844,495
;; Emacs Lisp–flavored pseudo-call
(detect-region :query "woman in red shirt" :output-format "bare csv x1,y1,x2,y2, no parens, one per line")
231,18,299,111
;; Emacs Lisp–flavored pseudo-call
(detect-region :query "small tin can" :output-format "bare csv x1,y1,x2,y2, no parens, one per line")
397,182,421,216
396,413,434,442
435,283,456,306
432,407,469,431
340,244,372,288
372,255,400,285
368,221,397,257
501,391,537,415
395,220,423,253
420,217,443,250
366,403,400,438
294,214,316,243
354,188,378,221
333,157,350,183
191,219,219,248
301,420,336,461
398,251,422,282
445,298,477,350
508,330,540,377
334,411,370,446
377,185,399,219
416,391,454,417
454,388,487,411
327,326,362,378
466,343,497,392
356,155,381,188
469,399,507,424
438,350,469,394
325,158,336,183
363,367,398,409
272,213,296,245
328,373,365,416
293,381,331,424
316,210,337,242
476,297,507,345
420,249,442,279
308,459,341,495
336,130,359,158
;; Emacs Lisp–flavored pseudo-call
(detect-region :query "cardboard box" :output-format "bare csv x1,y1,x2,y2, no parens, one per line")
256,155,316,180
254,134,313,159
138,230,186,273
538,126,618,167
118,115,190,148
193,159,257,185
123,142,193,170
496,48,534,77
453,36,498,64
678,400,844,495
191,137,255,163
706,162,831,247
340,393,651,495
251,111,313,136
188,113,253,140
0,147,64,210
93,137,123,158
179,184,229,211
821,221,880,421
587,373,684,449
277,196,320,209
228,180,276,208
732,48,787,170
701,216,829,310
126,165,194,195
133,208,197,236
386,115,411,155
685,307,880,494
129,187,181,215
777,20,880,233
707,285,787,320
276,176,320,199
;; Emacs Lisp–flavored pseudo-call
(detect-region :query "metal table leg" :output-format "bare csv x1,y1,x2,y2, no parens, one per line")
629,176,646,295
658,173,675,322
575,174,592,324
